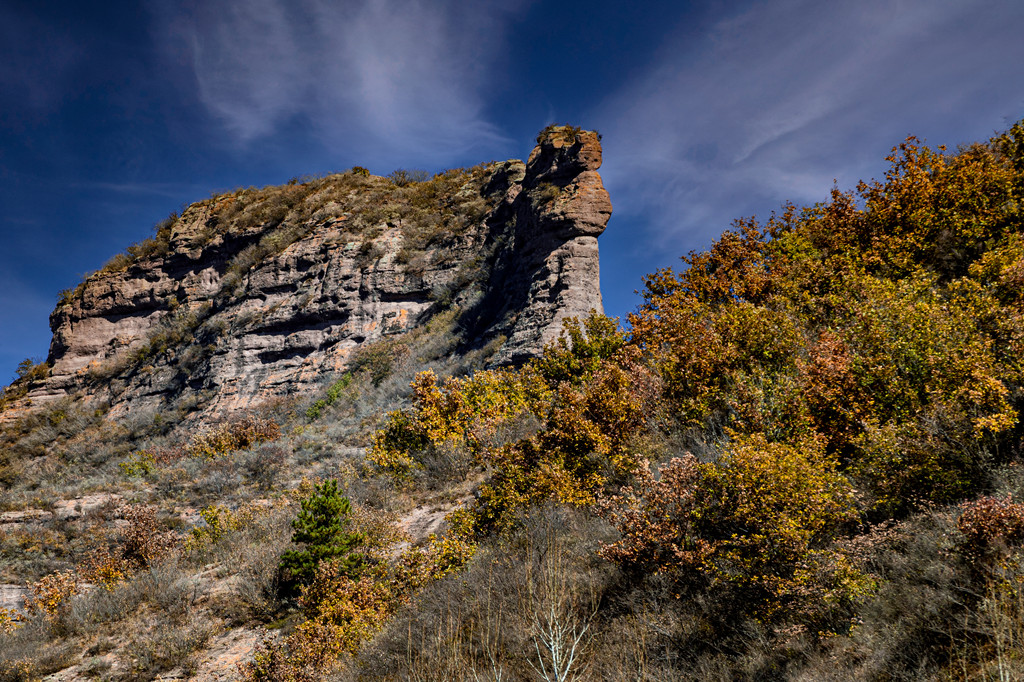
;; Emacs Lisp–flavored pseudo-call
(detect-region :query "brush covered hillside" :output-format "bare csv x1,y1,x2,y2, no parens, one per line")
3,121,1024,681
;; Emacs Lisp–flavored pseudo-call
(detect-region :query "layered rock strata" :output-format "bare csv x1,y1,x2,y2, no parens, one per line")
2,126,611,421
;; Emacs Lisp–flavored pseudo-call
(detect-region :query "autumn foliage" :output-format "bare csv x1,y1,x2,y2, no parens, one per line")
186,414,282,460
371,313,660,535
13,121,1024,679
597,436,861,621
958,495,1024,560
365,123,1024,652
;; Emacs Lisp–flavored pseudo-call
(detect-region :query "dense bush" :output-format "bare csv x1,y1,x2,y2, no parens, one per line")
598,436,864,623
370,314,660,533
244,508,475,680
186,414,282,460
957,495,1024,561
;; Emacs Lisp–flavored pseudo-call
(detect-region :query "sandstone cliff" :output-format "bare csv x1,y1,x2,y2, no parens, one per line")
1,126,610,422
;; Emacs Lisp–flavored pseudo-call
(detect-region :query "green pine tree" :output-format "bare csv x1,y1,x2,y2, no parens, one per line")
279,479,364,592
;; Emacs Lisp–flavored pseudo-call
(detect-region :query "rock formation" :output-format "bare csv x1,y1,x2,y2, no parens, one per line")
0,126,611,422
478,127,611,364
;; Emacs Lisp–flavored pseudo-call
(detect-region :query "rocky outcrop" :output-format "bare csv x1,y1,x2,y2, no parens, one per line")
479,127,611,364
1,126,611,422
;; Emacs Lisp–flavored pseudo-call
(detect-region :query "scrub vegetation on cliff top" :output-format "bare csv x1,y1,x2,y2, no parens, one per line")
4,122,1024,680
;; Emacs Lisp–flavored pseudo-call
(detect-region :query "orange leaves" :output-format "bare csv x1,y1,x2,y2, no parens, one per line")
370,314,662,535
676,216,774,306
799,330,868,457
596,454,707,575
241,568,395,681
856,136,1020,278
630,124,1024,515
241,519,476,681
80,547,130,591
958,495,1024,561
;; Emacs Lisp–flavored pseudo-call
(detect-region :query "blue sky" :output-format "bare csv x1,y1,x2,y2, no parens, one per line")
1,0,1023,384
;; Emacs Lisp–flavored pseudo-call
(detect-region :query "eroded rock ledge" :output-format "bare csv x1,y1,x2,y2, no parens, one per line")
2,126,611,422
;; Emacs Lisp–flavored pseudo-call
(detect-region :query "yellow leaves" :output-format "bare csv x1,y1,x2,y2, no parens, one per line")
298,570,393,656
186,415,281,460
389,533,477,591
975,411,1018,435
369,367,551,482
0,607,20,634
535,313,628,385
242,569,396,681
242,510,477,682
367,409,426,480
628,125,1024,515
184,501,275,554
23,570,79,620
118,449,156,477
599,435,859,621
374,321,655,532
369,314,661,536
708,435,858,543
81,547,130,591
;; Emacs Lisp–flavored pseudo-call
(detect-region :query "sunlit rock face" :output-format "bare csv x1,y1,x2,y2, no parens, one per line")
3,126,610,421
484,127,612,364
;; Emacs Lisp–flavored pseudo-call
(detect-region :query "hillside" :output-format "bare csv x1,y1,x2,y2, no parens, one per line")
3,121,1024,681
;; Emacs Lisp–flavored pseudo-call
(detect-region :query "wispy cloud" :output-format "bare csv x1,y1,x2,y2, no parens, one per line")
596,0,1024,255
153,0,528,165
72,180,204,199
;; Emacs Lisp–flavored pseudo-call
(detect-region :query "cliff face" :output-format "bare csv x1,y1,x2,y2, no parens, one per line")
481,128,611,364
2,127,610,422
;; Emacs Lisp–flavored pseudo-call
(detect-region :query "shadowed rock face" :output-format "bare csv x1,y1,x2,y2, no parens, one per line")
2,126,611,422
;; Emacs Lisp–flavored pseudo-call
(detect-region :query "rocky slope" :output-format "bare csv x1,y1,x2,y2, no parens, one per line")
1,126,610,424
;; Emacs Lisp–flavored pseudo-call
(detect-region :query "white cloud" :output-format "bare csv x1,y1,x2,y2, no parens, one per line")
154,0,528,165
595,0,1024,255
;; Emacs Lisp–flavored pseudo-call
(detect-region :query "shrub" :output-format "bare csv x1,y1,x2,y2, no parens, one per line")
0,608,18,635
535,313,628,386
241,443,288,490
119,504,177,569
187,415,282,459
387,168,430,187
368,367,548,481
536,124,585,145
119,450,156,478
80,547,130,591
348,339,409,387
369,314,659,534
305,374,354,421
244,529,476,681
598,435,861,622
958,495,1024,561
13,359,49,384
627,128,1024,517
184,501,274,555
23,571,79,620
